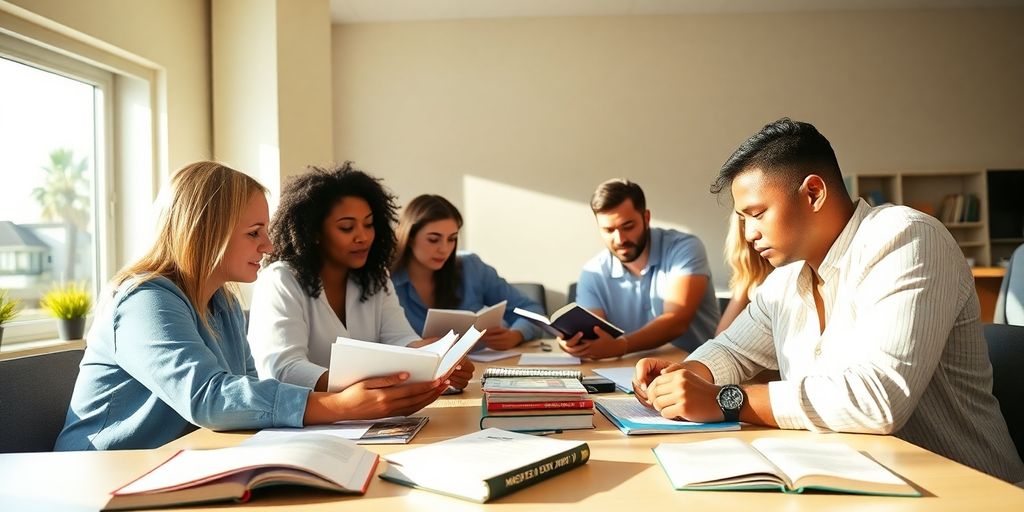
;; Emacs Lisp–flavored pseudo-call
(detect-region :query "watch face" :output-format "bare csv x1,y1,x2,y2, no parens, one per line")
718,386,743,409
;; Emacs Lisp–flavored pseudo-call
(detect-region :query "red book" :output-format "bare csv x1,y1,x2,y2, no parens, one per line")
487,399,594,412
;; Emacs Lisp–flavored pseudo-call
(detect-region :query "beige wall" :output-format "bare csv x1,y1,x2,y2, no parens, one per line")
332,8,1024,301
10,0,211,169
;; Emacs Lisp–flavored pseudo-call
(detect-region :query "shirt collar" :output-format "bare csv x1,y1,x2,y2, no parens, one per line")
818,199,870,279
390,267,410,286
609,227,663,278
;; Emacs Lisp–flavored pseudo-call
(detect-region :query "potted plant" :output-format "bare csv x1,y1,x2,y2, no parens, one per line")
40,282,92,340
0,289,20,348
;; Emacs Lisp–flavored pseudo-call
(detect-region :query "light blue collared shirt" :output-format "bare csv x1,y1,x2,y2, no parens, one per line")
391,252,544,341
55,276,310,451
576,227,720,352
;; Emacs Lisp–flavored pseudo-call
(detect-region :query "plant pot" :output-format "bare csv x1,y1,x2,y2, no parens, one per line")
58,317,86,340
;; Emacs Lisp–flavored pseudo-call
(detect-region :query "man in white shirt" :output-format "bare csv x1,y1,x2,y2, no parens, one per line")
633,118,1024,483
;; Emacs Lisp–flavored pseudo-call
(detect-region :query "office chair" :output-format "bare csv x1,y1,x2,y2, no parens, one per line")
511,282,547,314
0,349,84,453
567,282,577,304
994,243,1024,326
983,323,1024,461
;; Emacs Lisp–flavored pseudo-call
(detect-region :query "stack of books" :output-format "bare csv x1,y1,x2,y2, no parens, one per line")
481,377,594,432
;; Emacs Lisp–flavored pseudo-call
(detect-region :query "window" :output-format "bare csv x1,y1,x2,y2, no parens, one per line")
0,34,113,343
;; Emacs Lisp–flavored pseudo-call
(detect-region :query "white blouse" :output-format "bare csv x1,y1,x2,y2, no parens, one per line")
247,261,419,389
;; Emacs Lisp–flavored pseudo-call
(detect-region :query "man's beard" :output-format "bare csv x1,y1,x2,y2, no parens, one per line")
613,224,649,264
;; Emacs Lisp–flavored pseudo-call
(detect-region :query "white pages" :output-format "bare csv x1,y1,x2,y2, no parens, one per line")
422,300,507,338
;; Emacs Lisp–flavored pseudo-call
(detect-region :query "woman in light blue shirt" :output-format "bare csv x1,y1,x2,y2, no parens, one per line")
55,162,445,451
390,194,545,350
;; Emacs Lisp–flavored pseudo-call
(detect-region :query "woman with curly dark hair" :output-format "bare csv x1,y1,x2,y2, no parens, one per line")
247,163,472,418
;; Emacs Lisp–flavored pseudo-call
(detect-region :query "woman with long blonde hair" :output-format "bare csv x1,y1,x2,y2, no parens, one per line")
56,161,443,450
716,214,773,335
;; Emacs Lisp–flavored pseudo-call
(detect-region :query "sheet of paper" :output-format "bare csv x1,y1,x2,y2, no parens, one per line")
593,367,636,394
518,353,580,366
468,349,519,362
434,326,485,379
244,423,375,444
419,330,460,356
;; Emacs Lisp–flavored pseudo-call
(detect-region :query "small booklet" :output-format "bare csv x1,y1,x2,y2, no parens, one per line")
653,437,920,497
246,416,429,445
328,327,484,391
422,300,506,338
595,397,740,435
379,428,590,502
104,433,378,510
513,302,623,340
592,367,636,394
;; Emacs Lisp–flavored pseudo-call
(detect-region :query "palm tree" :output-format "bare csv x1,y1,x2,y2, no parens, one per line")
31,148,91,280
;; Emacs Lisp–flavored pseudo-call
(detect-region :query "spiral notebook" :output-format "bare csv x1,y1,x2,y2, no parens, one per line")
482,367,583,382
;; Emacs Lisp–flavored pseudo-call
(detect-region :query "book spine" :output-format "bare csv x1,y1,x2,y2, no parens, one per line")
482,442,590,501
487,400,594,411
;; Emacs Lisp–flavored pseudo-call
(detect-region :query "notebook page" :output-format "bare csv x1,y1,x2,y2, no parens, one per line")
751,438,906,487
655,438,781,488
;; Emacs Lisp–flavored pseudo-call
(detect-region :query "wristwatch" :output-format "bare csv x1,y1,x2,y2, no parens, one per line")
716,384,744,422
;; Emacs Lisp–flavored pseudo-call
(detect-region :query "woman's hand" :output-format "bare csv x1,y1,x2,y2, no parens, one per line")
304,372,449,424
445,358,475,390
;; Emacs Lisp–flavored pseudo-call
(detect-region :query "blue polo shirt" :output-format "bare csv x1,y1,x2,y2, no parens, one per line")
576,227,720,352
391,252,544,341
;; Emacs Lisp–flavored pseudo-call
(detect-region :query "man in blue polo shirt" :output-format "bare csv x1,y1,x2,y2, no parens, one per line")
560,179,720,360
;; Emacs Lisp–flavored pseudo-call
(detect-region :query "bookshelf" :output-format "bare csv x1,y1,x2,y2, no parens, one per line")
847,170,990,266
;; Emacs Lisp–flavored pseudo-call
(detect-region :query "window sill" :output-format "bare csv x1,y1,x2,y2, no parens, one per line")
0,337,85,360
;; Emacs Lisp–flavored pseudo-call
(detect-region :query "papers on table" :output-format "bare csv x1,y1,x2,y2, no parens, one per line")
593,366,635,394
245,417,429,445
468,349,519,362
518,353,581,366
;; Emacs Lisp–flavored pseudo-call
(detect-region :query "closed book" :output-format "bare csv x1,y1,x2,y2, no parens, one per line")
595,397,740,435
379,428,590,502
654,437,920,497
513,303,624,340
104,433,378,510
487,399,594,411
486,393,593,403
481,398,594,432
483,377,587,394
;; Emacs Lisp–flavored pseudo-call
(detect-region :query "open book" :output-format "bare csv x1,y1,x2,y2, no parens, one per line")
422,300,506,338
328,327,484,392
104,433,378,510
247,416,429,445
379,428,589,502
513,302,623,340
653,437,920,497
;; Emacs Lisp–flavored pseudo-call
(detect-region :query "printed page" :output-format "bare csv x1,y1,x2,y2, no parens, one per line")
751,438,907,488
519,353,580,366
419,330,460,356
654,438,782,488
592,367,636,393
434,326,486,379
474,300,507,330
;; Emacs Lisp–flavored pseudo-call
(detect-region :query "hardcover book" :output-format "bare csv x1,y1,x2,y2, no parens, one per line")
513,302,624,340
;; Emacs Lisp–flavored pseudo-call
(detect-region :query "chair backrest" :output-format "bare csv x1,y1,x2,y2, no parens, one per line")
510,282,547,314
0,349,84,453
995,243,1024,326
567,282,577,305
983,323,1024,461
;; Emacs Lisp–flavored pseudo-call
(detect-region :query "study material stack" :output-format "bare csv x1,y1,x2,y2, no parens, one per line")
104,433,378,510
481,377,595,432
380,428,590,502
653,437,920,496
328,326,483,392
595,397,740,435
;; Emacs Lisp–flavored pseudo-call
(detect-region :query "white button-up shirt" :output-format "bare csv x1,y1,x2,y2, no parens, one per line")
689,200,1024,483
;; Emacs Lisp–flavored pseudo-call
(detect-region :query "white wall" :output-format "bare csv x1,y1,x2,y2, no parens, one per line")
331,8,1024,302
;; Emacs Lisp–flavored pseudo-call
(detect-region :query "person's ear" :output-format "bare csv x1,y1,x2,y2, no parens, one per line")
800,175,828,213
643,209,651,225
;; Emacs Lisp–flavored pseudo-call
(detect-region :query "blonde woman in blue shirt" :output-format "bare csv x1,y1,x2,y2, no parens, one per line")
390,194,545,350
56,162,447,451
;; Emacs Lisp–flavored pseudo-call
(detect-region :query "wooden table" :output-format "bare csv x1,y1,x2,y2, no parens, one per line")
2,343,1022,511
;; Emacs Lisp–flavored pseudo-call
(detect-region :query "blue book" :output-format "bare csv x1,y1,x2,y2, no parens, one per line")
595,397,740,435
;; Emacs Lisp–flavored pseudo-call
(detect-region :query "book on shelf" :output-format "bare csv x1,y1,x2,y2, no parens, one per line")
482,366,583,381
422,300,507,338
328,326,483,392
513,302,624,340
653,437,920,497
595,397,740,435
379,428,590,502
246,416,429,445
104,433,378,510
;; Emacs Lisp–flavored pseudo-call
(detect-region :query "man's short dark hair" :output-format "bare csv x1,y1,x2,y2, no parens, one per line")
591,178,646,213
711,118,847,196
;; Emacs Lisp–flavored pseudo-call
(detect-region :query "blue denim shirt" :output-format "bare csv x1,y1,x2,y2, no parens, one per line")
577,227,721,352
55,277,310,451
391,253,544,341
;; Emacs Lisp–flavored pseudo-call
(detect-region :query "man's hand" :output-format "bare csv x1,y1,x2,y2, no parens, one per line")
558,325,624,360
480,327,524,350
646,368,724,422
632,358,683,406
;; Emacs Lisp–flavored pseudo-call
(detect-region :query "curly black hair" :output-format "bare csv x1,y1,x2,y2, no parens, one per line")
267,162,399,302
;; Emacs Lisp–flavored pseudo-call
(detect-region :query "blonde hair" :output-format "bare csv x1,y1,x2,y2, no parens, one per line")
114,161,267,331
725,214,772,300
